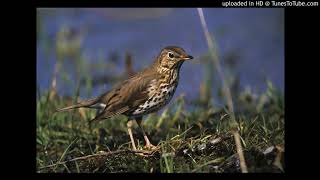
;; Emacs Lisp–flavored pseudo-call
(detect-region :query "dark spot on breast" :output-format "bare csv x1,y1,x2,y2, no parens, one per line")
162,90,167,95
146,105,149,108
153,98,158,102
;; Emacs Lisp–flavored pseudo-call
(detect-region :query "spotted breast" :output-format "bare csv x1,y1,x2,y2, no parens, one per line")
131,69,180,116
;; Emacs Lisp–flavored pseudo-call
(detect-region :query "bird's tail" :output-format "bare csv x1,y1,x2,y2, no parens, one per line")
55,97,100,113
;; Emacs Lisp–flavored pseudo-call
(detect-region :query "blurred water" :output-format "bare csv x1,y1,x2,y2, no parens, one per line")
37,8,284,107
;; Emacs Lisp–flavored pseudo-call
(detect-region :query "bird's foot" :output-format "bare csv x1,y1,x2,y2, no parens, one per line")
144,143,160,151
132,149,155,157
135,151,153,157
130,143,159,157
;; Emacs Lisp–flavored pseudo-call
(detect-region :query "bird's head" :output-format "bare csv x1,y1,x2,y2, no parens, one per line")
155,46,193,70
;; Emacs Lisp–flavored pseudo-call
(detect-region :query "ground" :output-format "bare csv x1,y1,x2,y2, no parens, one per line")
36,84,284,173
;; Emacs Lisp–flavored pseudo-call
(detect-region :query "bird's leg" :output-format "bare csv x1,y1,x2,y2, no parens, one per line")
127,119,137,150
127,118,154,157
136,117,159,151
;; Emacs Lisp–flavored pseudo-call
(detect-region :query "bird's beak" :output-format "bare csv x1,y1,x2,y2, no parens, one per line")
182,55,193,60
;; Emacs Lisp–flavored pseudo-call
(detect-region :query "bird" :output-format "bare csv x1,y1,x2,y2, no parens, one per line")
56,46,193,151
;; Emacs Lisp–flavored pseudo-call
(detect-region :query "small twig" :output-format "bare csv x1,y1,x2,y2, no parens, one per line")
197,8,248,173
53,138,78,172
191,157,225,172
49,60,61,101
170,126,193,140
38,149,154,170
233,131,248,173
197,8,234,114
125,52,135,77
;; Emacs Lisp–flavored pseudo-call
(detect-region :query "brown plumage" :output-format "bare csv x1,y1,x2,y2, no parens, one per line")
56,46,193,151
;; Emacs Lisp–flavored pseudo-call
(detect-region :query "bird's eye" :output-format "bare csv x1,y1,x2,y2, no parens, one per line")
168,52,174,58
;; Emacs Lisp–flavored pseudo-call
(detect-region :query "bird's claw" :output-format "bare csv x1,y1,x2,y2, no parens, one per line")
144,144,160,151
135,151,153,157
132,144,159,157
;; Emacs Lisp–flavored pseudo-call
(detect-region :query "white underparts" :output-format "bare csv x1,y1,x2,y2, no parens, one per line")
90,103,106,110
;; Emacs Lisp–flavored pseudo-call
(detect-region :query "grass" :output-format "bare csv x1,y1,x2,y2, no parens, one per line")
37,10,284,173
36,82,284,173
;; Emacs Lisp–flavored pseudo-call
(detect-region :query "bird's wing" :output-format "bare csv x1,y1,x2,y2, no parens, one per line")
89,70,157,123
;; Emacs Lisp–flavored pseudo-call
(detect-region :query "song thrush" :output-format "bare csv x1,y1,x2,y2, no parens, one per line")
56,46,193,151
